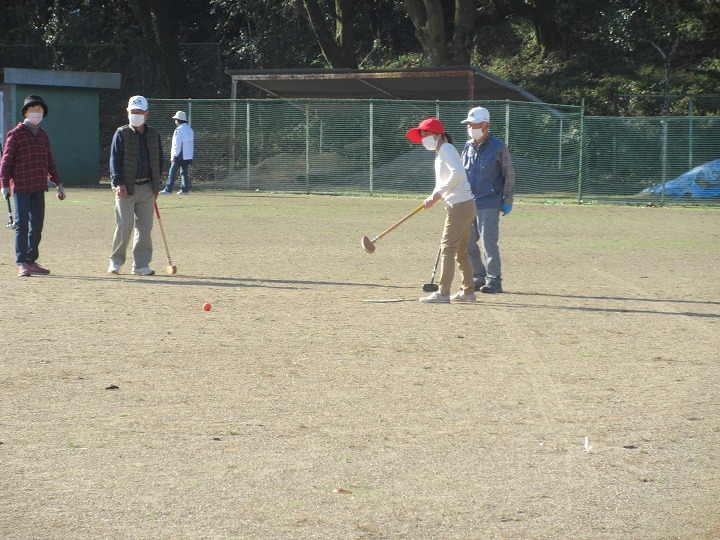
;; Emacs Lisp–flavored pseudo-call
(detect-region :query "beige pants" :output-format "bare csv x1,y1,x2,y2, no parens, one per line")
438,199,477,297
109,183,155,270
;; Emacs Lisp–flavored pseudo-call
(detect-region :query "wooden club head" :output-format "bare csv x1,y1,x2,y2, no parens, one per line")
361,236,376,254
166,265,177,275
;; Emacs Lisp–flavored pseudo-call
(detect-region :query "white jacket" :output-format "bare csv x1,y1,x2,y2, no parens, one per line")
171,122,194,161
433,142,473,207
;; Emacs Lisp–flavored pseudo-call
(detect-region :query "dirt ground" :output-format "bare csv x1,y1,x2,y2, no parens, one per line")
1,190,719,539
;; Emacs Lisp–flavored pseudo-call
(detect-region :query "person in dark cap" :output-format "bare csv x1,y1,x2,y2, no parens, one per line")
0,95,65,277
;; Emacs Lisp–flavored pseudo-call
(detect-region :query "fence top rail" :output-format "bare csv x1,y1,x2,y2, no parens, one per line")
149,97,583,111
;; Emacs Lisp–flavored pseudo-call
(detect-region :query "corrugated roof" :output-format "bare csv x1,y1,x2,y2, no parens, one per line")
226,66,543,103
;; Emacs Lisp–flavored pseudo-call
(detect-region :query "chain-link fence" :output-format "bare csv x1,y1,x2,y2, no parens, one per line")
582,115,720,203
150,98,583,196
149,98,719,205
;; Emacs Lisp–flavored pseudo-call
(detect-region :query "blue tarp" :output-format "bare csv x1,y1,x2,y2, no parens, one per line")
640,159,720,198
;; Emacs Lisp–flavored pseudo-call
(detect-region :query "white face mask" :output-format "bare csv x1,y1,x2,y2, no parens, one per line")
422,134,438,151
468,127,485,140
26,112,43,126
129,113,146,127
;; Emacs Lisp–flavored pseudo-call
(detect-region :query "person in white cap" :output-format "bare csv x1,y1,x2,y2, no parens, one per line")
107,95,164,276
460,106,516,293
160,111,194,195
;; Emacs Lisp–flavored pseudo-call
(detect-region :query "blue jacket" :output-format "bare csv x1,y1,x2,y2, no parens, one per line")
462,134,515,210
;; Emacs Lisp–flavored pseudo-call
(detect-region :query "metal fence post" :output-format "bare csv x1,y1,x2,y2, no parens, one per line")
246,101,251,189
689,97,694,170
230,98,237,173
369,101,374,194
505,101,510,145
578,99,585,203
305,103,310,194
660,118,668,204
558,118,563,170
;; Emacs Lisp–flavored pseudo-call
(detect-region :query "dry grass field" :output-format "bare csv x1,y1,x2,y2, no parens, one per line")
1,190,719,539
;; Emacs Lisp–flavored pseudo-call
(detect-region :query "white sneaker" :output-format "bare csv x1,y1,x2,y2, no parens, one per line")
132,267,155,276
419,292,450,303
177,190,188,195
451,291,476,303
108,262,121,274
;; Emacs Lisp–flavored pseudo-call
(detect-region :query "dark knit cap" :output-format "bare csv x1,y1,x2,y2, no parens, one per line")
21,95,48,117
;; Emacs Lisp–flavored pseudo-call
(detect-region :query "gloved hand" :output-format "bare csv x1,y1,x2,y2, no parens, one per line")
56,184,66,200
500,203,512,216
1,187,9,200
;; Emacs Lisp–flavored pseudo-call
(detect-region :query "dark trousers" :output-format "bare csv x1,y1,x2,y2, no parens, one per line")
14,190,45,265
166,160,191,192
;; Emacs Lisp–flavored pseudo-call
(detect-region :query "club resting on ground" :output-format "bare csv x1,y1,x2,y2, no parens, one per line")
153,201,178,274
422,246,441,292
361,203,425,254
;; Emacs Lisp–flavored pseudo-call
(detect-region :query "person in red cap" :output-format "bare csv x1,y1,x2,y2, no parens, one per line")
0,94,65,277
406,118,477,303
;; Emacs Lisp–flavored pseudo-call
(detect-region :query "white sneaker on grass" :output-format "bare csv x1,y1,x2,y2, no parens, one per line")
419,292,450,303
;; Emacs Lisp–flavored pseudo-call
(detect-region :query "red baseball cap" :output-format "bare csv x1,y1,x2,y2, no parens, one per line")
406,118,445,143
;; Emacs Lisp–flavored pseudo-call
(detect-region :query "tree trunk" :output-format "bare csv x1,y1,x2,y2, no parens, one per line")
449,0,480,65
301,0,358,68
505,0,563,57
126,0,188,97
399,0,449,66
399,0,480,66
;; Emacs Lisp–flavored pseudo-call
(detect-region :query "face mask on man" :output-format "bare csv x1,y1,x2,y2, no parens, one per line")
26,112,43,126
422,134,438,151
129,114,146,127
468,127,485,140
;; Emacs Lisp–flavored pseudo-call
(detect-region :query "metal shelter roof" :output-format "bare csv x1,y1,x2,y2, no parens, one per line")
226,66,544,103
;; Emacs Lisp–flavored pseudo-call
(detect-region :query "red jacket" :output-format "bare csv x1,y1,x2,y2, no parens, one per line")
0,122,62,194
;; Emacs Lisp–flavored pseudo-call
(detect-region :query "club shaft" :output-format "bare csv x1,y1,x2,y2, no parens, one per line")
373,203,424,242
154,202,173,262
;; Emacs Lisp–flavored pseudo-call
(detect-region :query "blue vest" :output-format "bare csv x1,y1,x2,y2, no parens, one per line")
462,135,505,209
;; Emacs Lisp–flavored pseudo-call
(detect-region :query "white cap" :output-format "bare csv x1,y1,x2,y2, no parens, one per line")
461,106,490,124
172,111,187,121
127,95,149,112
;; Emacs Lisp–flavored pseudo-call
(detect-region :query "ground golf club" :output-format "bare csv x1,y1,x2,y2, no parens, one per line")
361,203,425,254
154,201,177,274
4,193,16,229
422,246,441,292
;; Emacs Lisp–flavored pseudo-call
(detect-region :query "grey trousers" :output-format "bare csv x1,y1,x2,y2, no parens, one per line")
468,207,502,286
109,183,155,270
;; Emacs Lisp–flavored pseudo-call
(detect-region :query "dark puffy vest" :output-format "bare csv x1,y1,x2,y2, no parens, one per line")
117,125,163,195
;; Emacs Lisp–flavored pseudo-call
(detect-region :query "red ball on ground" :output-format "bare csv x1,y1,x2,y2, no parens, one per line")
203,303,211,311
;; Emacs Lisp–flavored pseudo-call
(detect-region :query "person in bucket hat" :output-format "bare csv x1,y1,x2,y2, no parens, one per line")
0,94,65,277
406,118,477,304
160,111,194,195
